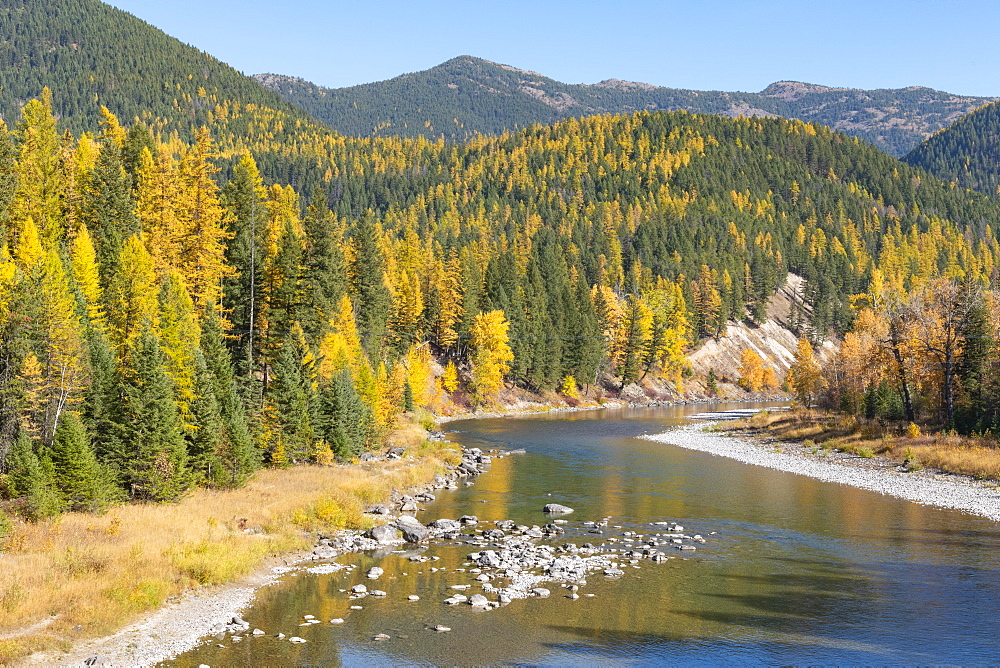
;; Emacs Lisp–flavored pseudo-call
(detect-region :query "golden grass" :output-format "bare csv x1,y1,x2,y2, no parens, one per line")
727,409,1000,482
0,438,461,662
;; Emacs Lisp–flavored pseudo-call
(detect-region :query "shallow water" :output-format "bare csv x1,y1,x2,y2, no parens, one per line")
170,402,1000,665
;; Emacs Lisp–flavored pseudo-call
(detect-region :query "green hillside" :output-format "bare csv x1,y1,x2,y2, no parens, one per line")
254,56,994,156
904,101,1000,195
0,0,342,184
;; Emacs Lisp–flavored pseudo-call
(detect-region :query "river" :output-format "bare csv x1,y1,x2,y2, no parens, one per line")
170,402,1000,665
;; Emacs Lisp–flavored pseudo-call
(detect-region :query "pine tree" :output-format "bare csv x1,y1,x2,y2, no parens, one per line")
118,332,191,502
200,306,259,487
187,351,225,485
317,366,372,461
79,140,138,282
220,154,266,375
6,431,61,519
300,188,347,344
50,412,114,512
265,332,316,462
0,120,17,245
352,211,391,356
80,331,122,471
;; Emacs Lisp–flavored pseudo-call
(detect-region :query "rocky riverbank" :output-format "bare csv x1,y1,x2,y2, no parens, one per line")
645,423,1000,522
41,442,710,666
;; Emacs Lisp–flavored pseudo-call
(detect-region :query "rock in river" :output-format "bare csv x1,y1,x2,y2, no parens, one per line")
366,524,399,544
543,503,574,514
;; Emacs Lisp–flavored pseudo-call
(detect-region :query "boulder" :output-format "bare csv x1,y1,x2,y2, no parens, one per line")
365,504,392,515
366,567,384,579
395,515,424,532
468,594,489,607
312,546,337,559
366,525,399,544
402,525,430,543
428,518,462,531
543,503,574,514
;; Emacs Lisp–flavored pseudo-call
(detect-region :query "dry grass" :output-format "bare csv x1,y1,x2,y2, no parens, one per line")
0,438,461,662
727,409,1000,482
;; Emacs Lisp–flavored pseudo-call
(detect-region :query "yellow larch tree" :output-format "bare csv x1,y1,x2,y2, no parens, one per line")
136,145,183,274
788,338,825,408
70,224,106,331
173,128,233,309
37,248,87,442
106,235,160,353
317,295,366,381
469,310,514,405
738,348,766,391
158,271,202,419
11,89,63,245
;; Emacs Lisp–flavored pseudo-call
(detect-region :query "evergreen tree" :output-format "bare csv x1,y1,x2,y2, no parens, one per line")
300,188,347,344
81,331,122,470
79,140,138,282
266,333,317,462
118,332,190,502
6,431,61,519
187,350,225,485
50,412,113,512
220,154,266,376
317,367,371,461
0,120,16,245
200,306,259,486
352,211,391,356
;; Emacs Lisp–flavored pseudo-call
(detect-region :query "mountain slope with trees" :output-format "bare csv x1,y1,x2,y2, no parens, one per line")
254,56,994,156
904,100,1000,195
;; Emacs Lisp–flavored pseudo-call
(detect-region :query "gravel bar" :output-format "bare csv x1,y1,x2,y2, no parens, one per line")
645,424,1000,523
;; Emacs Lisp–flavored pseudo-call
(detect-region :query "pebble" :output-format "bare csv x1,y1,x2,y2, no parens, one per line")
289,637,307,644
408,595,420,601
433,625,451,632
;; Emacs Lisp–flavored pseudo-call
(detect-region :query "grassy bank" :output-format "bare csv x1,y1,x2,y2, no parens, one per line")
0,433,461,663
724,410,1000,482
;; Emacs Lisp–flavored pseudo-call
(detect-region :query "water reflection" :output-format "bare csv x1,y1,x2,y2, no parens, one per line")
170,402,1000,666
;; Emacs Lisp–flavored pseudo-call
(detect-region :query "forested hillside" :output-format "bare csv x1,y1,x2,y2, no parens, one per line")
2,79,999,521
904,101,1000,195
254,56,993,156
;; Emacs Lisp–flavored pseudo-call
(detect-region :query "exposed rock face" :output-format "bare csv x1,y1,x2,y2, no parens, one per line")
687,273,838,382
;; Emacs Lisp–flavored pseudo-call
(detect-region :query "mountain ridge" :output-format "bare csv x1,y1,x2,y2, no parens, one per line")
253,55,996,156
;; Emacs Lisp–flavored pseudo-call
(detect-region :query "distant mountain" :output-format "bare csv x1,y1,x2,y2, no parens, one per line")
254,56,995,156
904,101,1000,195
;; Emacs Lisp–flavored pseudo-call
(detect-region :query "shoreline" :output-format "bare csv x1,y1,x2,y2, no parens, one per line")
434,394,791,424
26,398,786,666
26,444,485,667
645,424,1000,523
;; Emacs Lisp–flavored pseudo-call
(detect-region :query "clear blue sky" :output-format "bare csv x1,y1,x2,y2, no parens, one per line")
105,0,999,96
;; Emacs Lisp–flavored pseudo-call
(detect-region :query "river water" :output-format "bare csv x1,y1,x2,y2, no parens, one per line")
171,402,1000,665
